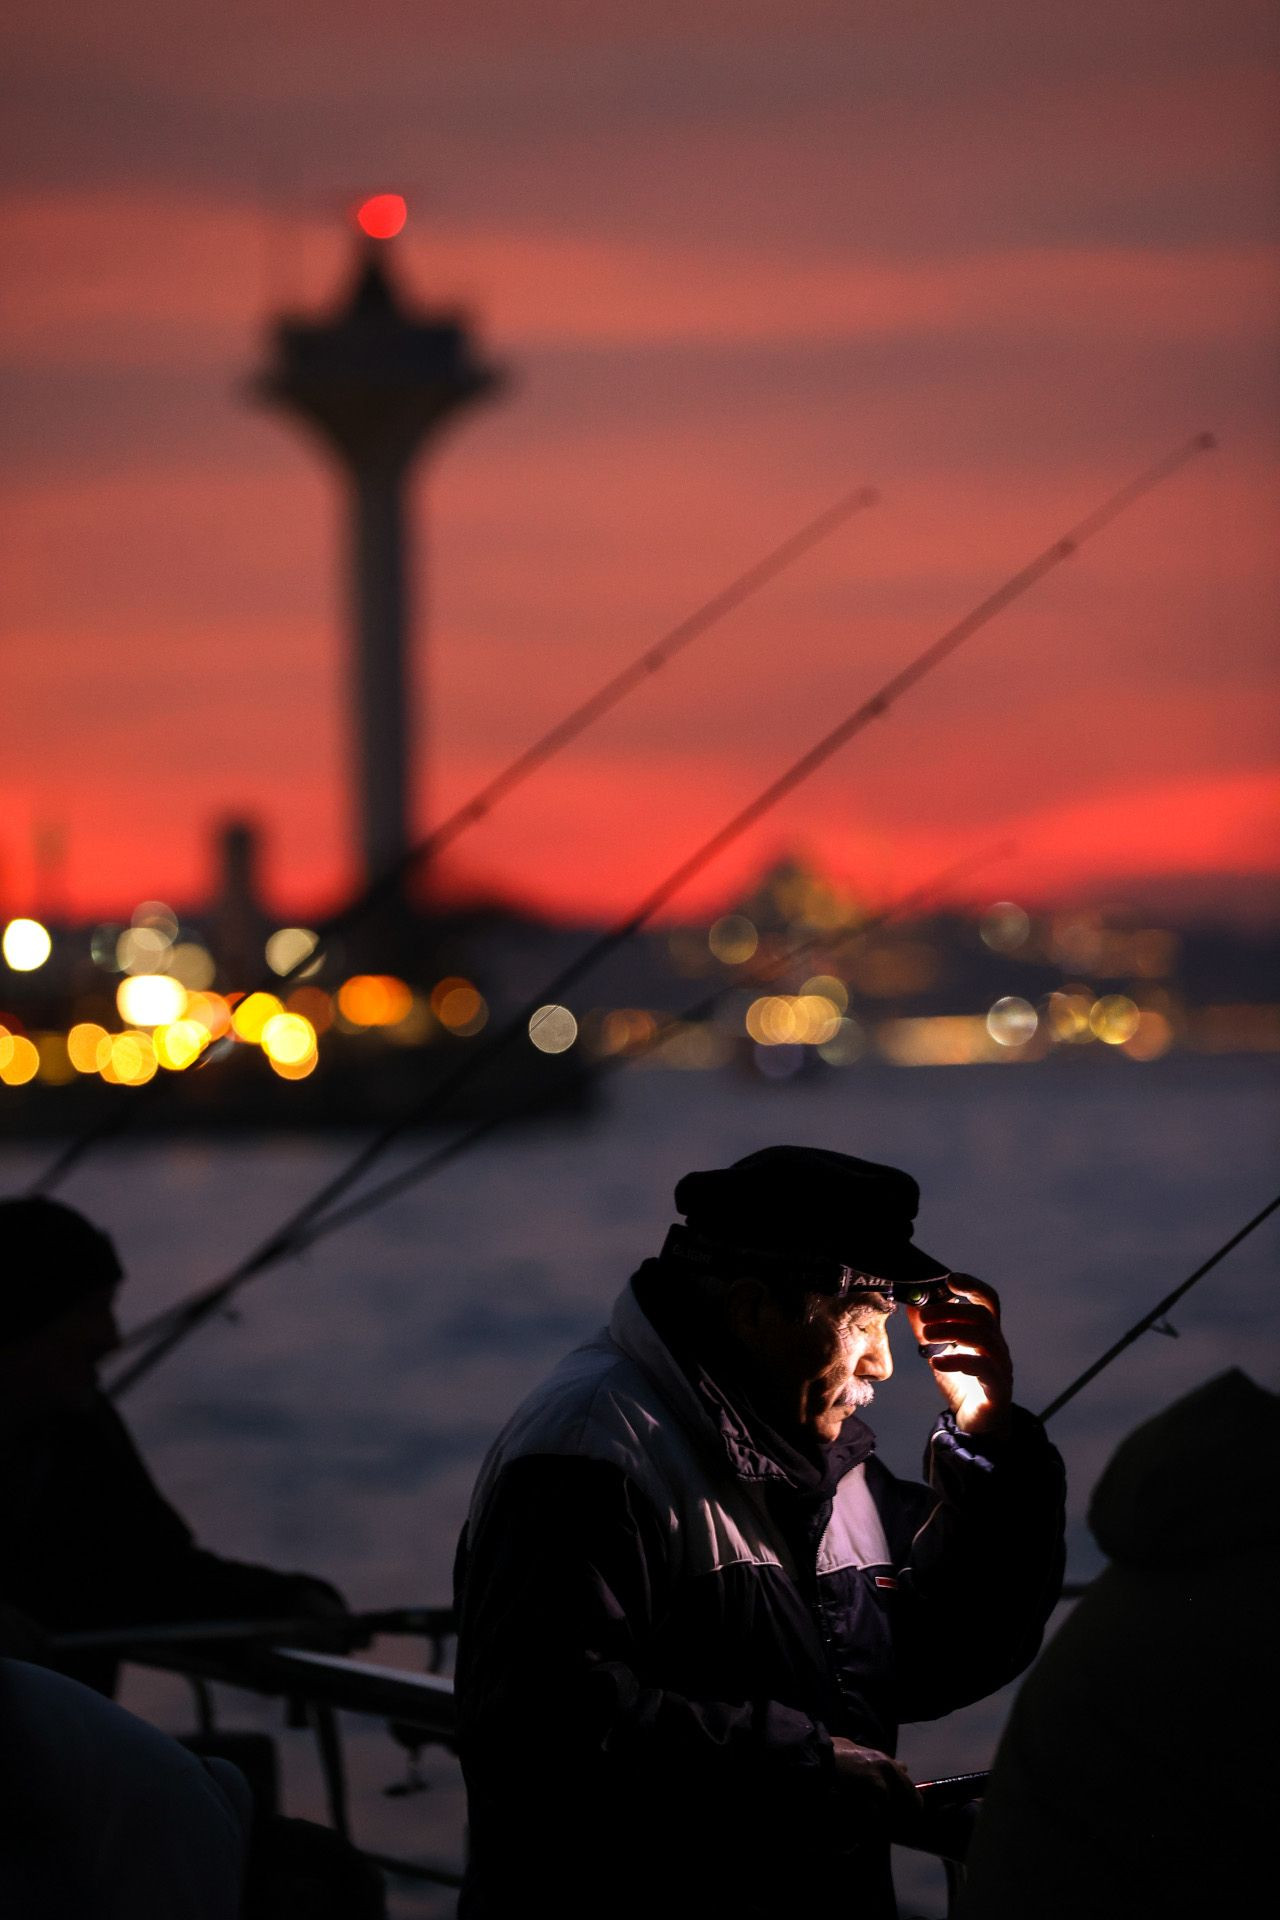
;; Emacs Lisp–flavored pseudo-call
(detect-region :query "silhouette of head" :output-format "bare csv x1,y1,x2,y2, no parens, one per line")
0,1197,124,1419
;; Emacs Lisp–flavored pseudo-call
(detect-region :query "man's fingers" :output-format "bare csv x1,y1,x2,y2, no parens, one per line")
929,1354,1012,1387
944,1274,1001,1314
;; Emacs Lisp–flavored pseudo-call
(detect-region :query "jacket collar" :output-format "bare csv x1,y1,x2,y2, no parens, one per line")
608,1265,875,1491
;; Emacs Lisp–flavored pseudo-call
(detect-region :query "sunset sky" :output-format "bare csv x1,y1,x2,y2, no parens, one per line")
2,2,1277,927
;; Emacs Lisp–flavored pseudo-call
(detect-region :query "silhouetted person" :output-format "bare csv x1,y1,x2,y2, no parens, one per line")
455,1146,1066,1919
959,1367,1280,1920
0,1196,347,1692
0,1655,252,1919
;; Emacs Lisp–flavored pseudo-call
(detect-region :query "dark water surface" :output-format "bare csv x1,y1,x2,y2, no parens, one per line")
6,1055,1277,1915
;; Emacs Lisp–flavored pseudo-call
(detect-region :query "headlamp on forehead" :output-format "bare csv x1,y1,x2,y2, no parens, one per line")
661,1225,952,1305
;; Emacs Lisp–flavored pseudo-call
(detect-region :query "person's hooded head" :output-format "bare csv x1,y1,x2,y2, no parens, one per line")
0,1197,124,1421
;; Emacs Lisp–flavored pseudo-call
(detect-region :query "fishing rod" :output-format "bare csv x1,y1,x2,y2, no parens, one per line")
30,482,879,1196
107,433,1214,1392
1038,1190,1280,1423
110,841,1012,1393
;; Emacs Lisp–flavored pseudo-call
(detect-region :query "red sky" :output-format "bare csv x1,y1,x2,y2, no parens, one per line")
2,1,1277,926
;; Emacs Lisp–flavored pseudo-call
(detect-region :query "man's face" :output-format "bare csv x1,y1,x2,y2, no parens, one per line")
0,1284,121,1423
733,1286,896,1443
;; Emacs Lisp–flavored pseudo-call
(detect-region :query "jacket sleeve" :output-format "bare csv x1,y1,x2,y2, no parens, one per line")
59,1400,345,1627
881,1405,1066,1723
455,1452,836,1835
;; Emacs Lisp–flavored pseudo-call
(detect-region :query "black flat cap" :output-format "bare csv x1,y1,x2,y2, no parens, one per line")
674,1144,949,1284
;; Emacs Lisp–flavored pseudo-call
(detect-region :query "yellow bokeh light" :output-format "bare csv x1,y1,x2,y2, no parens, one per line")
185,992,233,1039
99,1031,158,1086
800,975,848,1013
745,996,794,1045
0,1034,40,1085
986,996,1038,1047
117,974,187,1028
529,1004,578,1053
265,927,320,978
437,986,488,1036
260,1012,317,1066
708,915,759,965
0,1027,14,1071
793,995,842,1046
154,1020,210,1070
340,975,414,1027
3,918,52,971
1090,994,1141,1046
68,1022,109,1073
231,992,284,1043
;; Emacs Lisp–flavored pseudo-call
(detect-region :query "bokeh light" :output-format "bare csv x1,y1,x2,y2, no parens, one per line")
0,1034,39,1085
116,925,171,974
707,915,758,965
231,992,284,1043
185,991,233,1039
167,943,217,991
153,1020,210,1070
68,1022,109,1073
97,1030,158,1086
986,995,1038,1047
265,927,320,978
818,1016,865,1066
801,975,848,1013
435,985,488,1036
260,1012,318,1067
1121,1008,1173,1061
117,974,187,1028
1045,991,1094,1043
356,192,408,239
3,918,52,971
980,902,1031,953
599,1008,657,1056
340,975,414,1028
529,1005,578,1053
1090,994,1141,1045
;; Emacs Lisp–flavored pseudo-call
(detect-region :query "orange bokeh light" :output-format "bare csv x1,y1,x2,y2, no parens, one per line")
338,974,413,1027
356,193,407,240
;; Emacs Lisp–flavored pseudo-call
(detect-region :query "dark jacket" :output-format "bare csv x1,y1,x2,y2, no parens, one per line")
0,1395,342,1692
455,1271,1065,1918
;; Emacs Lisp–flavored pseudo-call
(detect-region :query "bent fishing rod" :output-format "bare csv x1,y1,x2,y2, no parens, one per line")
110,841,1012,1394
1038,1189,1280,1423
31,482,879,1197
109,428,1215,1393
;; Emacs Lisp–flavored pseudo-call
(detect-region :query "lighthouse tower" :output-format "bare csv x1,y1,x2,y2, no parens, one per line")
255,197,501,923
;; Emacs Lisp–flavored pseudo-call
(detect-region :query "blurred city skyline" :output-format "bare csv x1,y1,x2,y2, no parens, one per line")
2,1,1277,926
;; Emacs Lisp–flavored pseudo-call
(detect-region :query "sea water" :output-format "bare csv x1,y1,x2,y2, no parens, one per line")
6,1054,1277,1916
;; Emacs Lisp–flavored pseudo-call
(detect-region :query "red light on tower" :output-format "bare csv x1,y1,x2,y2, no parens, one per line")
356,193,408,241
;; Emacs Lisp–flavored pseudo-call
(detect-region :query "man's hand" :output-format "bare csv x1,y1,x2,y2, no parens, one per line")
831,1737,925,1839
907,1275,1013,1438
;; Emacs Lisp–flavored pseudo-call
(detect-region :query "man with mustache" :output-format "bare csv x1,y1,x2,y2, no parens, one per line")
455,1146,1066,1918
